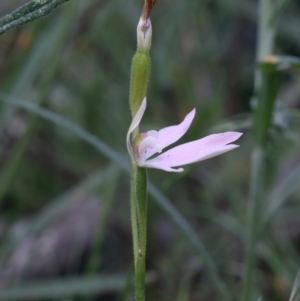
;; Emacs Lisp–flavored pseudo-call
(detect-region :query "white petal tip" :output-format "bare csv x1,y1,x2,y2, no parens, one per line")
188,108,196,119
228,132,243,140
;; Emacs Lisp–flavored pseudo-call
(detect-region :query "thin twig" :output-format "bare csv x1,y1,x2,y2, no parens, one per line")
0,0,73,35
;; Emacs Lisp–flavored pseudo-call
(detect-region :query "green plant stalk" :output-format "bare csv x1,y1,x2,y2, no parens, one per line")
130,161,139,265
129,33,151,300
241,0,277,300
136,167,147,257
135,167,147,301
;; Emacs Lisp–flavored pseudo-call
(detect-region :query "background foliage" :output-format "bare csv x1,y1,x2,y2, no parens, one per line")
0,0,300,300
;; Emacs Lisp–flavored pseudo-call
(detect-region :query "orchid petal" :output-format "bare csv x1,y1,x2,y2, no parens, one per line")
145,132,242,170
144,108,196,160
126,98,147,160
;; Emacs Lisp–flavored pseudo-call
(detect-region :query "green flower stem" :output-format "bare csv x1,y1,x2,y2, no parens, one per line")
135,167,147,301
135,252,146,301
136,167,147,255
0,0,73,35
129,16,151,301
130,161,139,265
130,162,148,301
130,163,148,301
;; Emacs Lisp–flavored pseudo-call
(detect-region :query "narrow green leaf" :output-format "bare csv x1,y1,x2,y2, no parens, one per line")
0,274,155,300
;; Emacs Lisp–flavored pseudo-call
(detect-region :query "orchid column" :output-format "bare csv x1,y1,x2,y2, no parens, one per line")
129,1,155,300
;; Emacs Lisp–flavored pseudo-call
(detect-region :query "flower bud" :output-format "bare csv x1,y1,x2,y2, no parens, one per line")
137,17,152,53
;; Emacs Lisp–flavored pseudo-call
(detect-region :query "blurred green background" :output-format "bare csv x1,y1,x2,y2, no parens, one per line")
0,0,300,300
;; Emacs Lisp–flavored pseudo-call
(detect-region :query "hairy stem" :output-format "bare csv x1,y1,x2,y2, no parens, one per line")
130,161,139,265
0,0,73,35
135,167,147,301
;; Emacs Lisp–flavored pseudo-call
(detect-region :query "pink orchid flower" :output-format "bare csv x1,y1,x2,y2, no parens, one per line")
127,98,242,172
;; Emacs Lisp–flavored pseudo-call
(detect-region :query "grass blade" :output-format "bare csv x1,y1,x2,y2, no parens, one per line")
0,275,135,300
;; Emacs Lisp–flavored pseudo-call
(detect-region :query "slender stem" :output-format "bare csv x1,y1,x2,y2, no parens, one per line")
130,164,148,301
241,147,263,301
135,167,147,301
129,24,150,299
135,251,146,301
130,161,139,265
136,167,147,255
254,0,275,91
242,1,276,300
